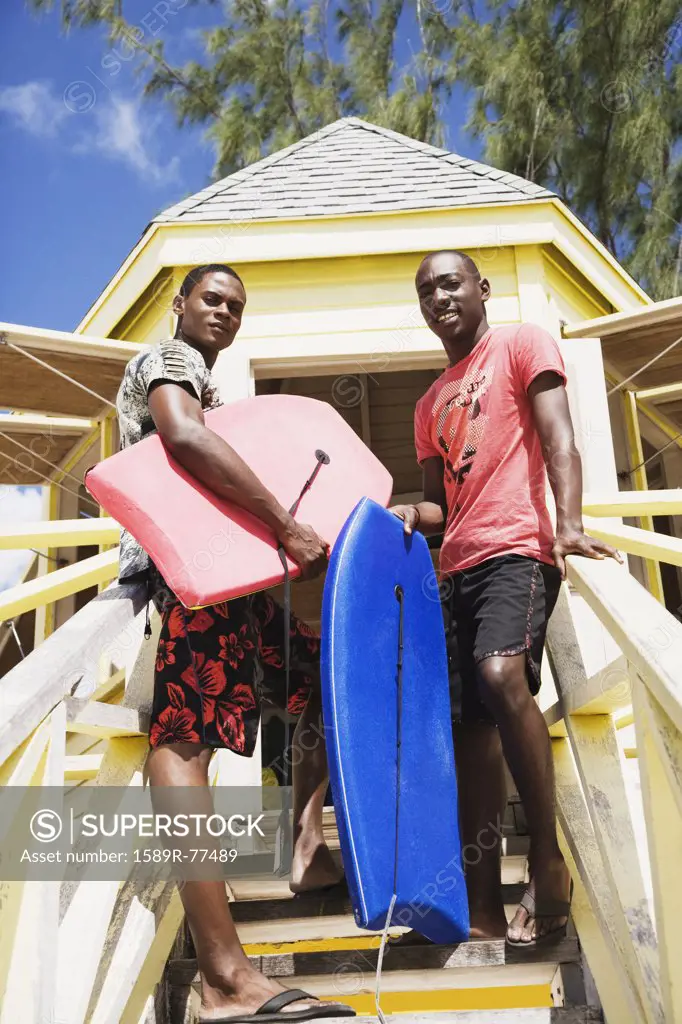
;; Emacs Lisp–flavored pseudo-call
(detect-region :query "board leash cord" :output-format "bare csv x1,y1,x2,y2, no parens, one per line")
374,582,405,1024
146,450,331,849
275,448,331,876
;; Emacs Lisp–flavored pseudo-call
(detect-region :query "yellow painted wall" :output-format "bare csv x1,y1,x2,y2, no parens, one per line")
543,246,612,326
115,242,615,365
78,200,649,339
110,269,175,345
95,205,643,373
173,246,520,354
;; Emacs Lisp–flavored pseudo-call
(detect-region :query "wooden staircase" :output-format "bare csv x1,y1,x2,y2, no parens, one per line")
160,817,602,1024
5,499,682,1021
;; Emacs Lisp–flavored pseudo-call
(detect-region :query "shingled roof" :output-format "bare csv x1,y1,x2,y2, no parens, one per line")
154,117,554,224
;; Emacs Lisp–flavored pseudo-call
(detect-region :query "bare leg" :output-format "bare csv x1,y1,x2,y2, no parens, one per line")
453,721,508,939
476,655,571,942
147,743,346,1019
289,686,343,892
388,721,507,947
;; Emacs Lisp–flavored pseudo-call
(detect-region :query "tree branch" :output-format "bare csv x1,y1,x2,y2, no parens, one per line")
110,16,223,120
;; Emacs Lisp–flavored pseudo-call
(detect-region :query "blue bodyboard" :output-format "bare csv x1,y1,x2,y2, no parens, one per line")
321,497,469,943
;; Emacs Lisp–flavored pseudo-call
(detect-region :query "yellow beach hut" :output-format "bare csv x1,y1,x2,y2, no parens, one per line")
1,117,681,1024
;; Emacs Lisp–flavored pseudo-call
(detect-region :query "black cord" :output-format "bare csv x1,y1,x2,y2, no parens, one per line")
275,544,294,875
392,584,405,900
29,548,68,567
275,448,330,876
618,428,682,479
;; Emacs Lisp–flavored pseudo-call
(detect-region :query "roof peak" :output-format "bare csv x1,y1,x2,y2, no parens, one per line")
155,117,554,225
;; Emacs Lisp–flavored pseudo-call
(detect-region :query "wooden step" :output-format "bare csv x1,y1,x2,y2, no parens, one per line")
229,884,527,924
225,883,529,944
222,866,530,943
169,991,598,1021
169,937,580,987
296,1013,601,1023
257,936,579,976
64,698,148,738
227,852,528,906
168,995,598,1023
168,939,580,1018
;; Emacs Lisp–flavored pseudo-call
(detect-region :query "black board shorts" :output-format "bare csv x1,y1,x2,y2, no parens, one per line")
441,553,562,725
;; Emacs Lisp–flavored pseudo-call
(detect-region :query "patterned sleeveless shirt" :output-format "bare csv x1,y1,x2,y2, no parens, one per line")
115,338,222,582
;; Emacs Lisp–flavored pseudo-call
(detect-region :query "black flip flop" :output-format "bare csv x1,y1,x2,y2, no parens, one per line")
199,989,356,1023
505,880,573,950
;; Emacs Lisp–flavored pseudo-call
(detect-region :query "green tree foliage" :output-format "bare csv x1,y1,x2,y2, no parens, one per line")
28,0,447,176
454,0,682,298
28,0,682,296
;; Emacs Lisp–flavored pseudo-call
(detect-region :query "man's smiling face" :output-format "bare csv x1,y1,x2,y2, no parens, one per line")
415,252,490,360
172,270,246,360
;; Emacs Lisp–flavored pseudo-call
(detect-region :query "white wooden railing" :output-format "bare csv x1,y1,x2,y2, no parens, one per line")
0,493,681,1023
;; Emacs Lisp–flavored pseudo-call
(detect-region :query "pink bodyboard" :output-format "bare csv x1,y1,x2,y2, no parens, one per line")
85,394,393,608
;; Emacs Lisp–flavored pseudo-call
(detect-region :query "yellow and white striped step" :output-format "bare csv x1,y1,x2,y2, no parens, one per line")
169,935,579,1016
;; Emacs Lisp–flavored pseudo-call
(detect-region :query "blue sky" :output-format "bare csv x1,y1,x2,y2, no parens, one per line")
0,1,480,333
0,1,480,593
1,2,221,332
0,486,43,593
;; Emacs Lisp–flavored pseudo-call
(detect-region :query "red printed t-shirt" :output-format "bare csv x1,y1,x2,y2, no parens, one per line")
414,323,567,574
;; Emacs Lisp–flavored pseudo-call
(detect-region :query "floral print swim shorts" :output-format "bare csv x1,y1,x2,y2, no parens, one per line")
149,590,319,756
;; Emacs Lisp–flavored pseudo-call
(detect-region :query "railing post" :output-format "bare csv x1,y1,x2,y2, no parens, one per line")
632,675,682,1021
622,390,665,603
97,415,117,603
552,337,626,682
33,483,58,646
98,415,116,568
547,337,647,1018
209,346,263,791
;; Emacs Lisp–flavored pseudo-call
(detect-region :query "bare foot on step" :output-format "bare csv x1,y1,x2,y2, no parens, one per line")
289,839,343,894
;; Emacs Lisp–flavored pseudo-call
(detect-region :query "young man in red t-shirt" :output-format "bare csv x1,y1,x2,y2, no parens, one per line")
392,250,620,947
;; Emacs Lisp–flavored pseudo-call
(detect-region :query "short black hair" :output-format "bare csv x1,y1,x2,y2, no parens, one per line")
179,263,244,298
421,250,481,279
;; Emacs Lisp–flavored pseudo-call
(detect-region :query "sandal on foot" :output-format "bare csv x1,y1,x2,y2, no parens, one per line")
505,881,573,950
199,989,356,1023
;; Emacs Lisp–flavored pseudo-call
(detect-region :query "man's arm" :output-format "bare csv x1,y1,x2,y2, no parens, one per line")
147,382,328,578
390,456,446,535
529,371,621,578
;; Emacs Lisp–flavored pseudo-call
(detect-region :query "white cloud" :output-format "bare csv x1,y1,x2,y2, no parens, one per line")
0,486,44,595
0,80,179,185
0,81,68,138
83,96,180,184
